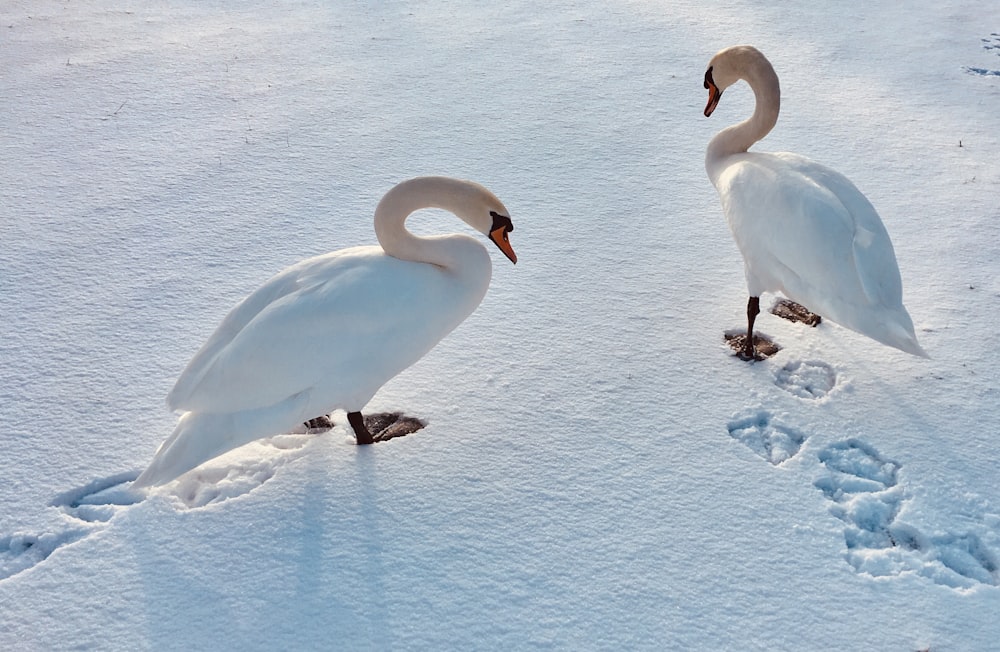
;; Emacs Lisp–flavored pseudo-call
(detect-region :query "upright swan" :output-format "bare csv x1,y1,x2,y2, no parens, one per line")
134,176,517,487
703,45,926,360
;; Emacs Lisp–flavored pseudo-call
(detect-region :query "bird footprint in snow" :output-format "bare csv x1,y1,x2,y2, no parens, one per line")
966,33,1000,77
0,474,138,582
0,430,326,582
161,432,317,509
2,413,422,581
0,528,92,582
815,439,999,589
727,410,806,466
773,360,837,399
727,414,999,590
53,472,145,523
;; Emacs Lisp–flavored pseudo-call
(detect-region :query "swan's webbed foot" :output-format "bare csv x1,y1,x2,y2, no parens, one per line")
725,332,781,361
771,298,822,326
304,415,335,431
367,412,426,442
349,411,426,444
725,295,778,360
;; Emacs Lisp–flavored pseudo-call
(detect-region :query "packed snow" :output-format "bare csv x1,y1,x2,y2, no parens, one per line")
2,1,999,649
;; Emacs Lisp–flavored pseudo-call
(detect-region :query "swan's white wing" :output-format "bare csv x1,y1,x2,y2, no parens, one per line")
166,256,314,411
170,245,482,415
717,152,904,315
780,153,904,307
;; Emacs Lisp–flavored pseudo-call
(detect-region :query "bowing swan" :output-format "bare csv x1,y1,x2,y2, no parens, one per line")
133,176,517,488
702,45,927,360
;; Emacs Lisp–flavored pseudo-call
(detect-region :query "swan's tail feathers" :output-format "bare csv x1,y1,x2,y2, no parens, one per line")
901,335,929,358
133,412,229,488
133,391,312,488
887,332,930,358
874,310,930,358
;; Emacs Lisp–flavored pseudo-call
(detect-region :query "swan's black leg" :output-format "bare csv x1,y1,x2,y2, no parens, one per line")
741,296,761,361
348,411,374,445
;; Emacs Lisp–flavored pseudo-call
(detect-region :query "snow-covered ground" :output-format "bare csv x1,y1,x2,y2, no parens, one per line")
2,1,999,649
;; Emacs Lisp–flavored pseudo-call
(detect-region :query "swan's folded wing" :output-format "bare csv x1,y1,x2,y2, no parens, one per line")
169,249,461,415
719,153,902,312
797,157,904,307
166,247,379,412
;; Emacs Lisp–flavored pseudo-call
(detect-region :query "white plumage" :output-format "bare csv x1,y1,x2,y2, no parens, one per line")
703,45,926,359
134,176,516,487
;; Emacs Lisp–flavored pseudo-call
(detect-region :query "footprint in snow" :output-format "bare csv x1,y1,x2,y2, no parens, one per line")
0,472,143,582
0,528,92,582
726,417,999,590
965,33,1000,77
0,442,303,581
727,410,807,466
168,432,314,509
66,412,422,512
815,439,999,589
0,413,425,581
170,413,423,508
52,471,145,523
773,360,837,400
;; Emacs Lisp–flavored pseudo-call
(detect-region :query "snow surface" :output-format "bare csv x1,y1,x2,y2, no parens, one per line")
2,0,999,649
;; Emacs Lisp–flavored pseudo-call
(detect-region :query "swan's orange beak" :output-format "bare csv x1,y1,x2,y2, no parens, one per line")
704,84,722,117
704,66,722,117
490,227,517,264
489,211,517,264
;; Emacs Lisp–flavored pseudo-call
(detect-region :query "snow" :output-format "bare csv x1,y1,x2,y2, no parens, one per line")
2,0,999,649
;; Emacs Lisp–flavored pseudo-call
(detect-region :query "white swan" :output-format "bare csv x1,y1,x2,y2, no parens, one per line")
134,176,517,487
703,45,927,360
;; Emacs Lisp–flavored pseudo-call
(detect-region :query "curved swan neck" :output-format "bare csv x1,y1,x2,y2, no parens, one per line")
374,177,482,269
706,55,780,176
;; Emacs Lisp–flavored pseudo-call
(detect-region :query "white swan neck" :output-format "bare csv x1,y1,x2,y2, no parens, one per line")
373,177,479,269
706,58,781,179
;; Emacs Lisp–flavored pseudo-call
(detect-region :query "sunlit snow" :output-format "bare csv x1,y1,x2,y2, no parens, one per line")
2,1,999,649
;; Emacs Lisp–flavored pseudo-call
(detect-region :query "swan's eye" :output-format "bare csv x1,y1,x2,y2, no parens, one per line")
489,211,513,235
704,66,714,90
